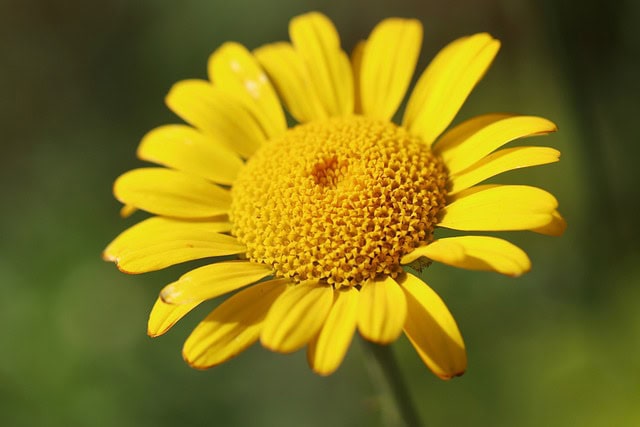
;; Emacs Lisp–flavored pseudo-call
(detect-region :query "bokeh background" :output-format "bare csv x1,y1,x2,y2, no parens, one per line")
2,0,639,426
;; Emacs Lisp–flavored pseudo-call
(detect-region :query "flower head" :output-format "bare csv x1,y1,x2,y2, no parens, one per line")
105,12,564,379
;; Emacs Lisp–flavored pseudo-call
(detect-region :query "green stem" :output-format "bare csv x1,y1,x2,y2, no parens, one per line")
361,338,423,427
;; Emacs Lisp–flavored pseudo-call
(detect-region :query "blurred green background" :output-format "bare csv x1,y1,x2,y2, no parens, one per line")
2,0,639,426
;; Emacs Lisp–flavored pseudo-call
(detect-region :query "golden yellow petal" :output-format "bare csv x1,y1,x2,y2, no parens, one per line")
402,236,531,277
261,281,333,353
449,146,561,194
440,185,558,232
137,124,243,185
183,278,289,369
437,115,558,175
113,168,231,218
307,286,359,376
165,79,264,158
254,42,328,123
400,273,467,380
103,216,241,274
289,12,354,116
160,261,273,305
357,276,407,344
207,42,286,138
147,296,200,337
403,33,500,146
432,113,511,158
360,18,422,120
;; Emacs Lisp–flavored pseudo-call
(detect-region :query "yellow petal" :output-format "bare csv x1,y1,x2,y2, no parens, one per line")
113,168,231,219
183,278,289,369
307,286,359,376
359,18,423,120
104,216,232,255
400,273,466,380
207,42,286,138
147,297,200,337
160,261,273,305
351,40,365,114
449,146,561,194
289,12,354,116
403,33,500,146
254,42,327,123
402,236,531,277
165,79,264,158
437,115,558,175
137,124,243,185
434,113,511,150
531,210,567,236
103,216,241,273
439,185,558,232
357,276,407,344
261,281,333,353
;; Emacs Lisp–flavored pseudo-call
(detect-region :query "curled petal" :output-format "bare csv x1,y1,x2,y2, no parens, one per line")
160,261,273,305
402,236,531,277
103,217,241,273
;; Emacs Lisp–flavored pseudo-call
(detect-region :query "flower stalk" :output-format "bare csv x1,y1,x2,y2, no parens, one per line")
362,339,424,427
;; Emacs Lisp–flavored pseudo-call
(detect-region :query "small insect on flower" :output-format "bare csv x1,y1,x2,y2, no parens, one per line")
104,12,564,378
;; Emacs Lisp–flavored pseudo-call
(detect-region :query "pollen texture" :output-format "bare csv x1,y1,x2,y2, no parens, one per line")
230,116,448,287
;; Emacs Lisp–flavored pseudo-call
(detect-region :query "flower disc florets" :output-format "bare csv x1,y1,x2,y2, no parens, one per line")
230,116,448,287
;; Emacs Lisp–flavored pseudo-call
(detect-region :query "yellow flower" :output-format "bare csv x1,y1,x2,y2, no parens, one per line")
104,12,565,379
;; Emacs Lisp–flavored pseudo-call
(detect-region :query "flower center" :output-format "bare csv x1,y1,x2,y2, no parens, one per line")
230,116,448,287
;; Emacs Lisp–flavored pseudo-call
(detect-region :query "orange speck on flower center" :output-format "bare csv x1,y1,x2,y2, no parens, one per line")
230,116,448,287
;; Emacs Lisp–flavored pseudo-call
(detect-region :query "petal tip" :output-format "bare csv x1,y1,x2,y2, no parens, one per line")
533,211,567,236
437,368,467,381
310,364,336,377
101,249,116,262
369,335,399,346
104,256,137,274
507,267,530,278
147,328,163,338
115,264,140,275
181,344,221,371
552,215,568,237
259,338,290,354
182,351,208,371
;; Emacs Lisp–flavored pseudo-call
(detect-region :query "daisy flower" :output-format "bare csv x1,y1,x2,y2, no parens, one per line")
104,12,565,379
